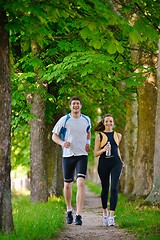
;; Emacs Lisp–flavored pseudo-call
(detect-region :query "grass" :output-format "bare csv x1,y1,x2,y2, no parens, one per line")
86,181,160,240
0,191,66,240
0,185,78,240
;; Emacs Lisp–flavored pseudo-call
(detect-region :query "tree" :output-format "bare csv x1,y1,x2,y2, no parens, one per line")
109,0,159,197
132,75,157,196
122,94,138,194
29,85,48,202
29,41,48,202
0,9,14,233
146,39,160,203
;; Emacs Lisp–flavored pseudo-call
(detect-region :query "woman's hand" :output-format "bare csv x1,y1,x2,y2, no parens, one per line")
103,144,111,152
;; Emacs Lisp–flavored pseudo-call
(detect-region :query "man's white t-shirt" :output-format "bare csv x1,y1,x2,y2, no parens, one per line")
52,114,91,157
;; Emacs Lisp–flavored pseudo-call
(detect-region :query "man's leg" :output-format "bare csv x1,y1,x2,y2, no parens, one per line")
64,181,73,211
64,181,74,224
76,177,85,215
75,155,87,225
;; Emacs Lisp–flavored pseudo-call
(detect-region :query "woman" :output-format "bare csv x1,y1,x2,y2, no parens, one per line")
94,114,123,226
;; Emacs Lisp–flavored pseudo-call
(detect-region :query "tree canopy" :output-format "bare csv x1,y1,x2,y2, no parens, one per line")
2,0,158,168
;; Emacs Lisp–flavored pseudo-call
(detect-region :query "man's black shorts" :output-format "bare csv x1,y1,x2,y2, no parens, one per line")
62,155,88,182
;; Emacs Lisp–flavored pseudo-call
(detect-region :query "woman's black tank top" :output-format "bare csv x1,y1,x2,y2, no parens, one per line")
100,131,119,158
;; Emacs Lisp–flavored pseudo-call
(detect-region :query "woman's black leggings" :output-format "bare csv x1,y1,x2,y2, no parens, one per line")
98,156,122,211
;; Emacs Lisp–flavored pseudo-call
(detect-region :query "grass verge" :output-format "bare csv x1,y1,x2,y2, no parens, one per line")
0,185,78,240
86,181,160,240
0,191,66,240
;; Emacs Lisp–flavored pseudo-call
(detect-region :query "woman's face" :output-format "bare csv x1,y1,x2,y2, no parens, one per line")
103,116,114,130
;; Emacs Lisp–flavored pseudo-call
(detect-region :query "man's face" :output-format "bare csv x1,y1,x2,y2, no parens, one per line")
70,100,82,114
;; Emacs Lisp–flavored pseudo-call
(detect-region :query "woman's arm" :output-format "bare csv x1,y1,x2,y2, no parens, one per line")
94,134,107,157
117,133,124,164
117,133,122,144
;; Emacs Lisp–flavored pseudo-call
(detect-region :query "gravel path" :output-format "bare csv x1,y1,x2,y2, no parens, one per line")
55,187,136,240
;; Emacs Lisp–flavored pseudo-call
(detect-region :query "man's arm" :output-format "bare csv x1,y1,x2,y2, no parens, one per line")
52,132,71,148
86,131,91,152
52,133,64,147
87,131,91,141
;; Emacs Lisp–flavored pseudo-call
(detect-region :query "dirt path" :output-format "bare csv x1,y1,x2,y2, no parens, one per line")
55,187,136,240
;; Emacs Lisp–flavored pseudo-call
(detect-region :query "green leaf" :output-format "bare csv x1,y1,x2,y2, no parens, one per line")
116,43,124,53
88,22,98,31
129,30,142,44
107,41,117,54
93,39,102,49
80,28,89,40
81,68,88,77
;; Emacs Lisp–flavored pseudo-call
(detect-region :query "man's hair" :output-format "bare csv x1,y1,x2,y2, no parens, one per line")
69,96,82,105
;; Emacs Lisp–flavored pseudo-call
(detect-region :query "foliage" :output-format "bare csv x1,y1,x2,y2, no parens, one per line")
2,0,160,168
11,127,30,169
86,181,160,240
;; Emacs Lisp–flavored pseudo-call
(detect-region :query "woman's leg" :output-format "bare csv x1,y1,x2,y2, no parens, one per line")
110,162,122,213
98,161,110,211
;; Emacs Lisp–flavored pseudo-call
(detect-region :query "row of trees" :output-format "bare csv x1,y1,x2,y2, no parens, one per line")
0,0,160,234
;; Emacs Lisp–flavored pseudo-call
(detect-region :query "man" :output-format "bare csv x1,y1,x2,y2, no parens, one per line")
52,96,91,225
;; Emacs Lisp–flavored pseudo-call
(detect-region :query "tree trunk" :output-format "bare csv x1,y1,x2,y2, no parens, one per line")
51,144,63,197
46,121,63,197
146,39,160,203
29,40,48,202
30,92,48,202
46,82,65,197
0,10,14,233
132,76,157,196
123,94,138,194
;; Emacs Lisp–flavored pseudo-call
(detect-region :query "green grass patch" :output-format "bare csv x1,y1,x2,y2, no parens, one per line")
0,183,78,240
0,192,66,240
86,181,160,240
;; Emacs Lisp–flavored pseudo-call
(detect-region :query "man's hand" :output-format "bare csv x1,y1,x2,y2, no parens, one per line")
85,144,90,152
63,141,71,148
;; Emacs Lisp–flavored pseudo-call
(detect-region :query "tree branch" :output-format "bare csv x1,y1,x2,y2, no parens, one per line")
134,3,160,32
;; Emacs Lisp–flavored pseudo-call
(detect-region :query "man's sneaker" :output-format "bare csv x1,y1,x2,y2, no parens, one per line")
66,210,73,224
108,216,116,226
102,215,108,226
75,215,82,225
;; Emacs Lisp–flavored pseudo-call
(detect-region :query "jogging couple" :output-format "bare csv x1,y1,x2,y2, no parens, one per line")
52,96,123,227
